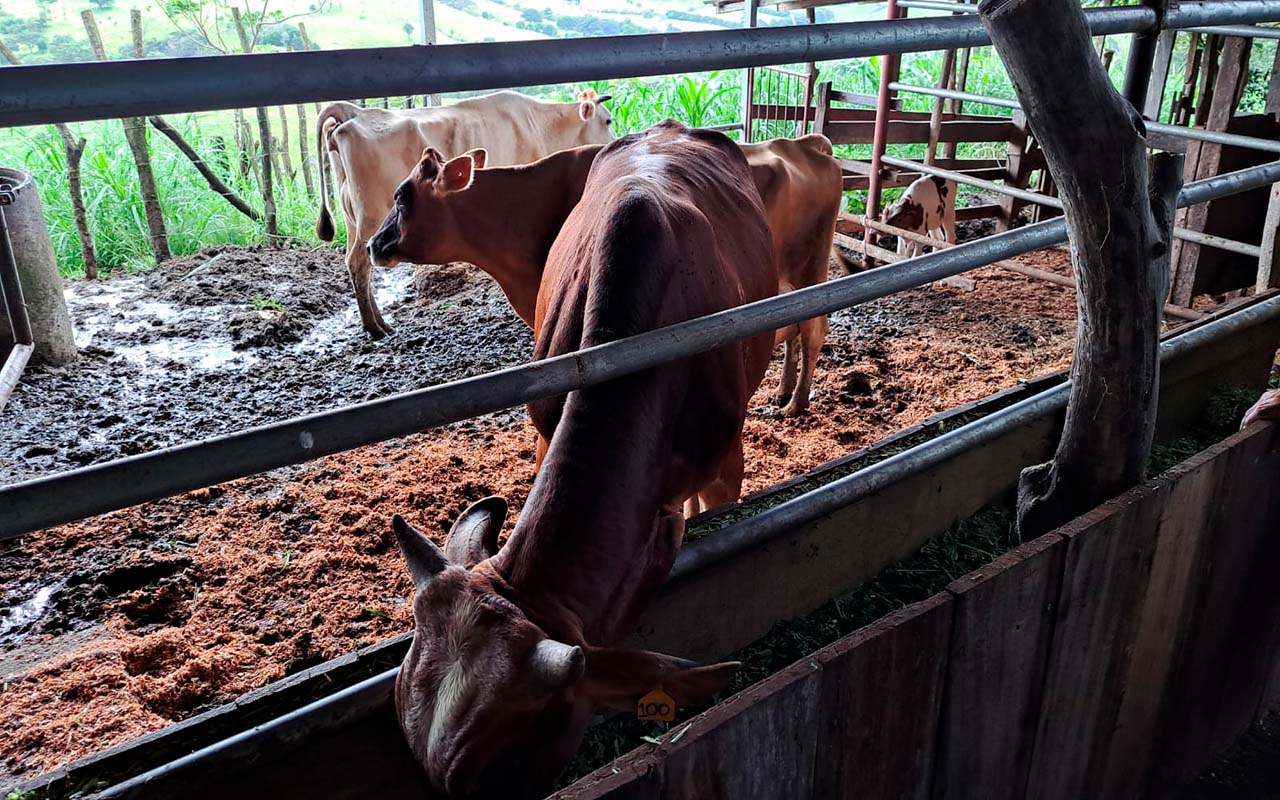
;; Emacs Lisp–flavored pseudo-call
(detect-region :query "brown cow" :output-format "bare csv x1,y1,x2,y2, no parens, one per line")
369,134,847,415
388,120,777,798
315,89,614,338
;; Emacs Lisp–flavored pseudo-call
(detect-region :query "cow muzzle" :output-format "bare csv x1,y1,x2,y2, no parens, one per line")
367,223,400,268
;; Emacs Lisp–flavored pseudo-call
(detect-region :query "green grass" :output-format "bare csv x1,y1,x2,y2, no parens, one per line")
0,114,339,275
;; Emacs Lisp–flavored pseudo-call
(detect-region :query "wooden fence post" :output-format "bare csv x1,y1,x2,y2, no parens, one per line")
84,10,170,263
979,0,1185,541
277,107,294,179
925,48,956,167
1171,35,1251,306
1144,29,1177,123
148,117,261,221
1258,181,1280,293
233,7,279,245
0,39,98,279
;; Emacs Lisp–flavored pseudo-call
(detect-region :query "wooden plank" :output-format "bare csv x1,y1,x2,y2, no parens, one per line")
932,533,1066,800
1145,29,1177,122
1172,36,1252,305
1257,180,1280,292
1094,443,1227,799
829,88,878,107
555,751,664,799
657,658,821,799
1145,424,1280,794
1023,481,1170,800
812,594,954,800
996,110,1031,232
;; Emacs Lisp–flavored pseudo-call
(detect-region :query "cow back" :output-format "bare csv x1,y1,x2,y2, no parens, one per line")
531,120,777,507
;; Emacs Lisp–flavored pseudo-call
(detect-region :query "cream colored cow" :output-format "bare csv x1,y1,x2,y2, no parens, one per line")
315,90,614,337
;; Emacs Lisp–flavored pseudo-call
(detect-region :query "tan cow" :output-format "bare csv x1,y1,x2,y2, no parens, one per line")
389,120,776,798
368,134,849,415
314,89,614,337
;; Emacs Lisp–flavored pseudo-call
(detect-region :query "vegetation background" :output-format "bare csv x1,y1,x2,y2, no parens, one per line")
0,0,1275,276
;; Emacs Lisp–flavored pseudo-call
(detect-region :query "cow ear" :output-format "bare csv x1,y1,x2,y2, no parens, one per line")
437,154,476,193
443,495,507,568
579,646,739,712
392,514,451,589
463,148,488,170
579,100,597,121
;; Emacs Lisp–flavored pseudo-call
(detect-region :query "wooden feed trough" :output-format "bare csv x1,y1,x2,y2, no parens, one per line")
561,421,1280,799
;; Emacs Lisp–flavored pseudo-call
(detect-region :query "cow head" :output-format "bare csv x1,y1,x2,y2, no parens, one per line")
575,88,615,144
367,147,485,269
392,499,738,798
881,196,925,234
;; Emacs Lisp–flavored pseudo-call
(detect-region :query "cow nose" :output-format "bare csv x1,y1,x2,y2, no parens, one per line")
368,236,393,267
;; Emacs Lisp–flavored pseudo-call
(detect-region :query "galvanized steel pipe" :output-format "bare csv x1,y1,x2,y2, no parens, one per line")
3,160,1279,539
889,80,1280,154
0,6,1159,128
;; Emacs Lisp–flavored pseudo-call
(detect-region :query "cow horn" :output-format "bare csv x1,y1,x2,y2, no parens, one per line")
531,639,586,691
444,496,508,568
595,94,612,105
392,514,450,589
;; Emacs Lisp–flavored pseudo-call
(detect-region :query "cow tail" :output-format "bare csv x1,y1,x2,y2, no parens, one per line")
314,103,352,242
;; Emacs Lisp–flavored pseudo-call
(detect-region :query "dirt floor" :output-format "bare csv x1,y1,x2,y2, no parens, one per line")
0,238,1090,785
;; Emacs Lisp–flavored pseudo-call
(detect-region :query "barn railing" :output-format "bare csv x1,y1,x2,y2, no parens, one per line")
3,1,1280,541
2,160,1279,539
2,2,1280,128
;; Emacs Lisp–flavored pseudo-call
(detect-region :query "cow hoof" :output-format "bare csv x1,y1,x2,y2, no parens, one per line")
780,401,809,418
365,323,393,340
772,388,792,407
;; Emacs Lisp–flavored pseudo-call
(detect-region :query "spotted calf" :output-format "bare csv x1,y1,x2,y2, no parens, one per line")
881,175,957,258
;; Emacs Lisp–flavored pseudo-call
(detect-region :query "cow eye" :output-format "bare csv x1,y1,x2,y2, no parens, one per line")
604,119,612,126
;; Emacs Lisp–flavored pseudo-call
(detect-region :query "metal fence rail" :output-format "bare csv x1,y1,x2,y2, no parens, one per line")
880,153,1270,258
887,80,1280,154
86,284,1280,800
2,160,1278,540
3,2,1280,128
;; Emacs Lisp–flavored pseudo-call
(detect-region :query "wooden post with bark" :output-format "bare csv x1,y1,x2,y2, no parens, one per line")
125,14,261,223
0,39,99,279
84,10,170,263
277,107,293,180
926,47,956,167
148,117,261,221
232,7,279,245
978,0,1184,541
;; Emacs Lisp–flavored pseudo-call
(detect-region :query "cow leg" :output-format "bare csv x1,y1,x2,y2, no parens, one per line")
782,314,828,417
535,435,550,473
774,332,800,407
347,241,394,339
697,440,746,512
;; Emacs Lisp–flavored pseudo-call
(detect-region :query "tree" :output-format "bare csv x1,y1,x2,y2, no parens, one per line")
978,0,1183,540
159,0,331,245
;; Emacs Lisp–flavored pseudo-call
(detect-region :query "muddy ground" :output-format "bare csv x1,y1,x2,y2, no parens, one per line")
0,239,1090,785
